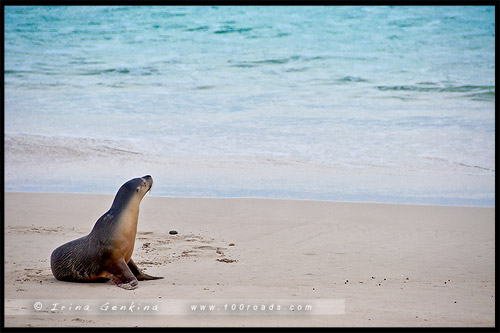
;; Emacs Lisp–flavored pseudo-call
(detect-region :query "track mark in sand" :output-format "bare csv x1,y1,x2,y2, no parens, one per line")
6,225,65,234
216,258,238,263
135,231,238,266
11,268,54,289
71,318,95,324
6,225,88,236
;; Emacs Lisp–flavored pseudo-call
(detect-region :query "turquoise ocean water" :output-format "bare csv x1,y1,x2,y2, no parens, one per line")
4,6,495,206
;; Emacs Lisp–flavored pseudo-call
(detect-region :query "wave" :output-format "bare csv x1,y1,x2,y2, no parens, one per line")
377,84,495,100
377,85,494,93
229,55,328,68
6,66,159,77
337,76,369,83
185,26,209,32
424,156,495,173
80,68,130,75
214,27,252,34
5,132,142,161
465,91,495,101
78,66,159,76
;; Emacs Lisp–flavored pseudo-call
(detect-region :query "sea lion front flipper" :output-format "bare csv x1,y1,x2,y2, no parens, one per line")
128,258,164,281
108,259,139,290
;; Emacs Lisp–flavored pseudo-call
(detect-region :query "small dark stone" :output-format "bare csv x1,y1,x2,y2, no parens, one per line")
169,230,178,235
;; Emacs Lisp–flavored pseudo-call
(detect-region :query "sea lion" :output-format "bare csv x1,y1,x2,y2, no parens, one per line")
50,175,163,290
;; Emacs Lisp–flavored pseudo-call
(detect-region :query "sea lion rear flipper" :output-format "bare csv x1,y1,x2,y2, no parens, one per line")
108,259,139,290
128,258,164,280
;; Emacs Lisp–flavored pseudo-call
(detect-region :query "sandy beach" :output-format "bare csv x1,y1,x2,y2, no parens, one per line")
4,5,495,328
3,191,495,327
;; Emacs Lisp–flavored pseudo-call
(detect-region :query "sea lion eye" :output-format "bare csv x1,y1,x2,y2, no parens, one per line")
136,187,140,192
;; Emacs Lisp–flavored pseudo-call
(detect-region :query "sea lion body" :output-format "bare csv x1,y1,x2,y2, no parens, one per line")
50,175,162,290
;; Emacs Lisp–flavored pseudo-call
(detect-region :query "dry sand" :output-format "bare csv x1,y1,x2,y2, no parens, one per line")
4,192,495,327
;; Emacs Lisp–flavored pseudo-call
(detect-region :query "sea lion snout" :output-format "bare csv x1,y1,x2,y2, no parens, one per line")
142,175,153,191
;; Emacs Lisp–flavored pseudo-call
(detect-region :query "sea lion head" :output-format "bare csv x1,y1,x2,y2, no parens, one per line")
111,175,153,210
131,175,153,197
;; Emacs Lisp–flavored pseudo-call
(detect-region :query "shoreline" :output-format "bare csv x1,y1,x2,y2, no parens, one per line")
4,192,495,327
3,190,495,209
5,131,495,208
